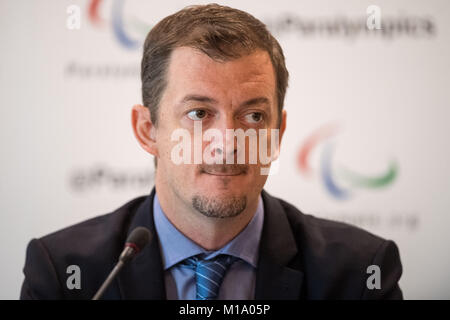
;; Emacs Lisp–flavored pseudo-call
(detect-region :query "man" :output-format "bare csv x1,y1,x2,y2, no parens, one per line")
21,4,403,300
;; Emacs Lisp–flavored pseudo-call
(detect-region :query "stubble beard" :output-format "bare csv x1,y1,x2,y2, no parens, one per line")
191,194,247,219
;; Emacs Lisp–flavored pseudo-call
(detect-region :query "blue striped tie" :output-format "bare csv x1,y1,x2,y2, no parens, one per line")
182,254,236,300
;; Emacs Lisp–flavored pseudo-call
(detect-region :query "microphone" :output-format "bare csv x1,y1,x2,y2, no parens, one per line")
92,226,152,300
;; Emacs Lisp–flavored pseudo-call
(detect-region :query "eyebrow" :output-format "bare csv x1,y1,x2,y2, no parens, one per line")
180,94,218,105
179,94,270,108
240,97,270,108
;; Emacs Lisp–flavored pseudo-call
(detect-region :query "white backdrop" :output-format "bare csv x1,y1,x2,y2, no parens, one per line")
1,0,449,299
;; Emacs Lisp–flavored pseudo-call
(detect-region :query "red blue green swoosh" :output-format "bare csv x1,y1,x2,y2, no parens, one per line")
88,0,152,49
298,124,398,200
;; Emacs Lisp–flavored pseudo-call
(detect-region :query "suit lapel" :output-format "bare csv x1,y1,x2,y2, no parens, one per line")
255,190,304,300
117,189,166,299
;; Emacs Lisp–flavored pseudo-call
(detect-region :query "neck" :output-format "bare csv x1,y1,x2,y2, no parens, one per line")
154,177,259,251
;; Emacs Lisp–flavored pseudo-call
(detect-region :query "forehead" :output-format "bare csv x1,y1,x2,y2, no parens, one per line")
164,46,276,102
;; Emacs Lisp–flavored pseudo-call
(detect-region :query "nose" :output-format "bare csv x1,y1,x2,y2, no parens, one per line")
210,114,238,163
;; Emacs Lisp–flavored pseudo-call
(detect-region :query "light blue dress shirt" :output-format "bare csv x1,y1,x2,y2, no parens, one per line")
153,192,264,300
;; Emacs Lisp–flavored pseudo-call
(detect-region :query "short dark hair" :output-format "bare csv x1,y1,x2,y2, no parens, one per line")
141,3,289,126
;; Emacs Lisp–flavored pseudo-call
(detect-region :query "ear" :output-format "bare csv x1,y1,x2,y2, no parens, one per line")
131,104,158,156
279,109,287,145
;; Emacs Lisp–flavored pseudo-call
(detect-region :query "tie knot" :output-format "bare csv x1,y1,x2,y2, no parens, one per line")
181,254,237,300
184,254,235,268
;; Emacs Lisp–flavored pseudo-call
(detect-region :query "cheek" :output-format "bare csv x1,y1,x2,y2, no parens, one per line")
240,135,272,166
155,131,196,175
155,137,172,162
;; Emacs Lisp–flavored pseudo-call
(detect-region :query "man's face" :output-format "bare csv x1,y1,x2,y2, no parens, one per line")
152,47,286,218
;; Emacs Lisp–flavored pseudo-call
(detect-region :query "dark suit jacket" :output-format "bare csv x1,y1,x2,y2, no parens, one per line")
20,189,403,299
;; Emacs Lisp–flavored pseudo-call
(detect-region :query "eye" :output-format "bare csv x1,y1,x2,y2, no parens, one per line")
244,112,263,124
187,109,208,121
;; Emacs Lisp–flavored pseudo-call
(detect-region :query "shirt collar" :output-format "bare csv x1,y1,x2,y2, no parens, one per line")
153,192,264,270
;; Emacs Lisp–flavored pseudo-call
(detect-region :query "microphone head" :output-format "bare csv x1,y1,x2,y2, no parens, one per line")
125,226,152,254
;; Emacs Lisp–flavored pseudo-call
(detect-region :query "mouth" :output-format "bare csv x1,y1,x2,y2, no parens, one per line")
203,171,244,176
200,165,248,176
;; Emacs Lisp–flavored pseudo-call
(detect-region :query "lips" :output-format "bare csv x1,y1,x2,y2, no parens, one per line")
200,165,248,176
204,171,242,176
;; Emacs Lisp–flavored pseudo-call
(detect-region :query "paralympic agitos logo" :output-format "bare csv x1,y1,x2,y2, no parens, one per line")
88,0,152,49
298,124,398,200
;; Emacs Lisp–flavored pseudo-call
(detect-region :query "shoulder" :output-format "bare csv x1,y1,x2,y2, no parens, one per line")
21,196,147,299
37,196,147,259
278,196,387,256
266,192,402,299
